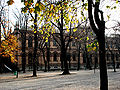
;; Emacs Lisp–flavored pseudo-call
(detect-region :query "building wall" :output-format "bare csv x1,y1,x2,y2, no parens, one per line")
13,29,120,69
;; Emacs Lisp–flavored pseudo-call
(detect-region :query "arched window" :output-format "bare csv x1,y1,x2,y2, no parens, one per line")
83,53,86,63
28,36,32,47
66,53,71,61
72,42,76,46
72,52,76,61
106,53,110,61
28,53,33,66
53,52,57,61
116,53,119,61
53,39,57,46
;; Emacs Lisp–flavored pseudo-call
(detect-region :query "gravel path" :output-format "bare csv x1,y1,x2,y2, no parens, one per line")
0,69,120,90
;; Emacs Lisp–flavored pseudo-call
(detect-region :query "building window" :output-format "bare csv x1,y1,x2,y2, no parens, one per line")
72,42,75,46
28,36,32,47
67,53,71,61
28,53,33,66
47,40,50,47
110,42,112,48
83,53,86,63
72,52,76,61
116,53,119,61
106,53,109,61
53,52,57,61
107,53,111,61
53,39,57,46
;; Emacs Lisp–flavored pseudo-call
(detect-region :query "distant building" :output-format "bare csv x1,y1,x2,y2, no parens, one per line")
13,27,120,70
14,28,83,70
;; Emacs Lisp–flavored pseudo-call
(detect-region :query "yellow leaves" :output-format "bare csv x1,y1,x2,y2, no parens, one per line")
39,2,45,10
45,38,48,42
49,12,52,17
75,37,77,39
59,7,62,10
76,20,79,23
29,8,35,13
51,4,54,10
66,29,70,32
87,37,89,40
34,31,37,33
25,1,28,6
116,0,119,3
34,22,37,25
106,5,110,9
92,47,96,51
35,3,39,7
66,26,70,32
55,16,59,20
71,21,73,24
73,28,77,32
107,14,110,20
0,32,18,63
7,0,14,6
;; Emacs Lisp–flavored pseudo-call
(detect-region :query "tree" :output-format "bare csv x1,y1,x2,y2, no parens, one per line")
88,0,108,90
40,0,84,74
38,29,51,72
0,28,18,63
22,0,83,74
106,36,116,72
0,0,14,46
21,0,41,76
13,7,30,73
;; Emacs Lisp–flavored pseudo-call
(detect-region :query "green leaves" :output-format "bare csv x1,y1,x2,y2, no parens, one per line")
106,6,110,9
87,40,98,52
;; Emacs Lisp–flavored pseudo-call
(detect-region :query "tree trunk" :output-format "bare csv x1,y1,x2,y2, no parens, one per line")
85,44,91,70
33,13,38,77
88,0,108,89
94,53,98,73
22,53,26,73
0,14,1,46
42,49,47,72
61,47,69,75
21,32,26,73
111,54,116,72
60,54,64,71
98,30,108,90
77,43,81,71
47,47,50,71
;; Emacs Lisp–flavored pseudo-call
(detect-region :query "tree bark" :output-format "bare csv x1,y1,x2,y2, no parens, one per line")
88,0,108,89
77,42,81,71
98,30,108,90
33,12,38,77
47,47,50,71
21,32,26,73
62,48,69,74
42,49,47,72
60,7,69,74
111,54,116,72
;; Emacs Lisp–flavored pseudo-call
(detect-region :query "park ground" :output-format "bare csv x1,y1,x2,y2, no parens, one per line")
0,69,120,90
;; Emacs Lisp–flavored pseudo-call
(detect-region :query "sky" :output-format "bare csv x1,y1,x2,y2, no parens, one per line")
0,0,24,32
1,0,120,36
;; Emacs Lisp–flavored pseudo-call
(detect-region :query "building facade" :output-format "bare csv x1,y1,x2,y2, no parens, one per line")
13,27,120,70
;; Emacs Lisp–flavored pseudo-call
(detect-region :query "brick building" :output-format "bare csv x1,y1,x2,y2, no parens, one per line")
13,27,120,71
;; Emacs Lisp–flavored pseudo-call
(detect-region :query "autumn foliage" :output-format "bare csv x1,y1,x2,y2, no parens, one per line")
7,0,14,6
0,29,18,63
